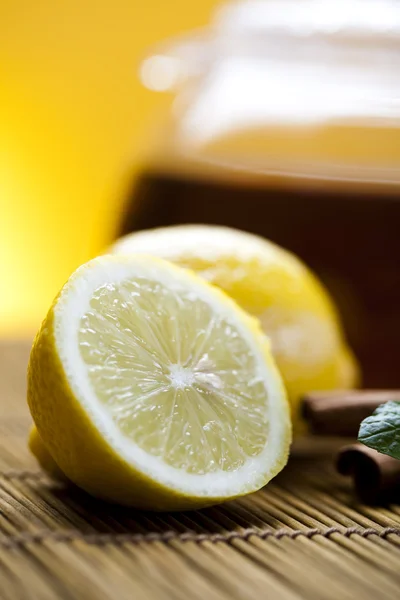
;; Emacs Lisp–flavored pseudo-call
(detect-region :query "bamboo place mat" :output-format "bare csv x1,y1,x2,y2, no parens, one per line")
1,341,399,600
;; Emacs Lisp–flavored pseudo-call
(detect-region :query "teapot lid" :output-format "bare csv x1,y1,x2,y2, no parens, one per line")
141,0,399,92
215,0,399,40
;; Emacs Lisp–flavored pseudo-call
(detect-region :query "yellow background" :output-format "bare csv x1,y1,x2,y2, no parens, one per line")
0,1,217,336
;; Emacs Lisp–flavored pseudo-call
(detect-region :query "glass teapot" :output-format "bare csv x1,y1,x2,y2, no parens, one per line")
120,0,400,388
136,0,399,188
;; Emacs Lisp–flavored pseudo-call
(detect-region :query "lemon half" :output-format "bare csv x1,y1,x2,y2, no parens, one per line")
28,255,290,509
112,225,359,426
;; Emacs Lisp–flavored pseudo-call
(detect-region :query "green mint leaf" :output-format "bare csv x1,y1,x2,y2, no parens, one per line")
358,401,400,460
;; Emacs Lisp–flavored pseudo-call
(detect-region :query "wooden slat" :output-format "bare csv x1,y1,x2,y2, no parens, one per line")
0,340,399,599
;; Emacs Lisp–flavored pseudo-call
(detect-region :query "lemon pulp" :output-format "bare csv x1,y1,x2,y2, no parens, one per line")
79,276,269,475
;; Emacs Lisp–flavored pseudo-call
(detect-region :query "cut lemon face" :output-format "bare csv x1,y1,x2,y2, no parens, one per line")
28,255,290,509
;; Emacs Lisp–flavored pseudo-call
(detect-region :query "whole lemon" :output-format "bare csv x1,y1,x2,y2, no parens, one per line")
112,225,359,430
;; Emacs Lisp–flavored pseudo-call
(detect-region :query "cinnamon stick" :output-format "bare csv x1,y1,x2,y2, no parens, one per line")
301,390,400,437
336,444,400,504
